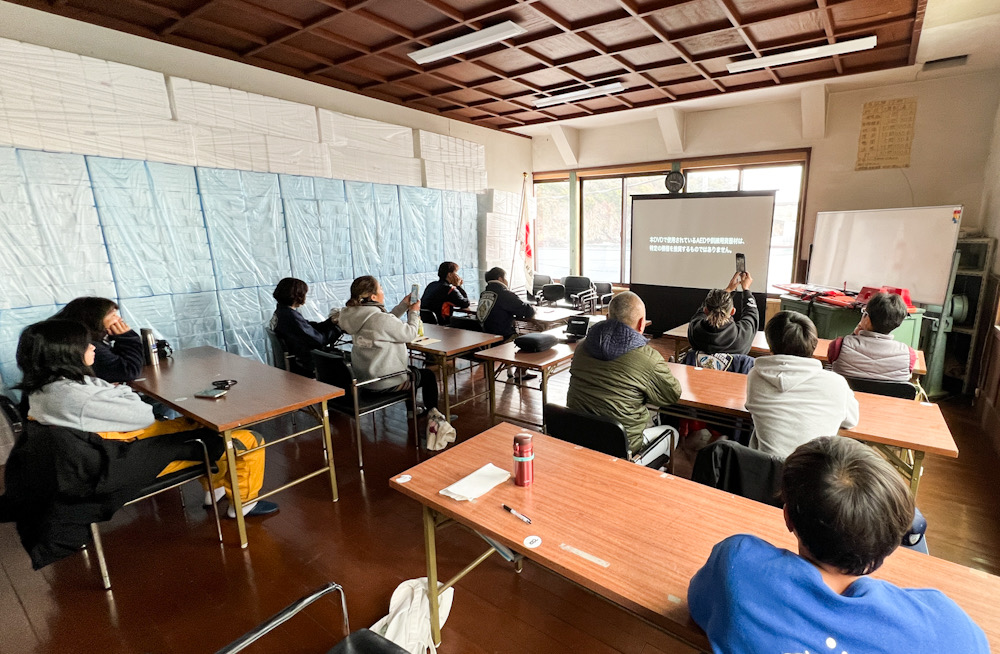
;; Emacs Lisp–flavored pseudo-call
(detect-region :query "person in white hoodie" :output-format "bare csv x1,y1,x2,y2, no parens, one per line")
745,311,860,458
337,275,438,414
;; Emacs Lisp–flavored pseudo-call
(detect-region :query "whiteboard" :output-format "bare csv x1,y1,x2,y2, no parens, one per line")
808,205,962,305
631,192,774,289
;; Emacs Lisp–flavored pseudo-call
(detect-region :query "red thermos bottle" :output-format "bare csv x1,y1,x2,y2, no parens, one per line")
513,433,533,487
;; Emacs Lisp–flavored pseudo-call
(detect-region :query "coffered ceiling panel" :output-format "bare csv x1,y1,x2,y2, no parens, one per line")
10,0,927,131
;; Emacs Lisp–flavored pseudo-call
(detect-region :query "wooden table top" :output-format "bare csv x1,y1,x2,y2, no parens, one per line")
661,323,927,376
530,307,584,324
407,323,502,357
475,340,577,369
664,361,958,458
130,346,344,432
391,424,1000,651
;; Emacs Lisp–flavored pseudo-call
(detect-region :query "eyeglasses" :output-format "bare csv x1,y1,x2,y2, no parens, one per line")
212,379,238,390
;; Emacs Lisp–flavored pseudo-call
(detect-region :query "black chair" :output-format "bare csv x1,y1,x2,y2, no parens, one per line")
419,309,439,325
540,283,565,306
264,326,295,372
844,376,918,400
692,439,784,507
561,276,597,313
594,282,613,311
449,315,482,332
312,350,417,469
543,403,673,467
215,582,407,654
528,274,552,304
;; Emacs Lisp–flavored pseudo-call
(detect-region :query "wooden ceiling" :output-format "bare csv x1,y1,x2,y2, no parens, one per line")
11,0,927,131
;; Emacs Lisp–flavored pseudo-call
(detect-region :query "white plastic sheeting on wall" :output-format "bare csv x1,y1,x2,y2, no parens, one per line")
0,144,481,390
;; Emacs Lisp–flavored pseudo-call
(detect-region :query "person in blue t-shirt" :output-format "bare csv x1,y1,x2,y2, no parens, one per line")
688,436,989,654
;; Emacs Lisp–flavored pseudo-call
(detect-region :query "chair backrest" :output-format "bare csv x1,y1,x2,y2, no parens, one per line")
419,309,439,325
312,350,357,389
594,282,613,294
562,275,593,296
264,327,292,371
681,349,755,374
844,376,918,400
541,283,565,302
691,439,784,507
449,315,483,332
543,403,630,458
532,274,552,294
0,394,23,466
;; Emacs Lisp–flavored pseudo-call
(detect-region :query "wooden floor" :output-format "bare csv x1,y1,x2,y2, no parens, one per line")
1,360,998,654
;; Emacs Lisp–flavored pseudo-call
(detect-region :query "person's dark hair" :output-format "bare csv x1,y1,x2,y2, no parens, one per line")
272,278,309,307
703,289,734,329
346,275,380,307
438,261,459,280
865,292,907,334
484,267,506,283
782,436,914,576
51,296,118,341
15,320,94,394
764,311,817,357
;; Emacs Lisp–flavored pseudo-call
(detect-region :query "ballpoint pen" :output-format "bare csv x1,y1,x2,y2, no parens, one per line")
502,504,531,524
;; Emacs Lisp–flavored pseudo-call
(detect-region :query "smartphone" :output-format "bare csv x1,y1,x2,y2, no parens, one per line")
410,283,420,303
194,388,228,399
735,252,746,274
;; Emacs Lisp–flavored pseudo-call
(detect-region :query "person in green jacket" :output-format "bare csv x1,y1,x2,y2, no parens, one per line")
567,291,681,456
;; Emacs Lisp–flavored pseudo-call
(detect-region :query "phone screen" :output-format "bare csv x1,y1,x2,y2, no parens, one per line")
410,283,420,302
735,253,746,274
195,388,227,399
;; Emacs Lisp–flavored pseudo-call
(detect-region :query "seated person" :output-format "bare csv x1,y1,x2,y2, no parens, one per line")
52,297,144,383
688,436,988,653
16,320,275,518
566,291,681,457
421,261,470,324
746,312,859,458
477,267,535,340
338,276,438,415
828,292,916,382
687,271,758,361
270,277,339,377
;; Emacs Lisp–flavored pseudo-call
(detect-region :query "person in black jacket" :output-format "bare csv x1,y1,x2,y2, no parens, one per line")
52,297,144,383
687,271,758,356
420,261,470,324
270,277,339,377
477,267,537,381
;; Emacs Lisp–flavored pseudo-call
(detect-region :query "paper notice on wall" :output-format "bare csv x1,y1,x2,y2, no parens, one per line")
855,98,917,171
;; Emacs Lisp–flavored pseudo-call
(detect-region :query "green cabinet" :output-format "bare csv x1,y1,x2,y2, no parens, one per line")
779,296,924,348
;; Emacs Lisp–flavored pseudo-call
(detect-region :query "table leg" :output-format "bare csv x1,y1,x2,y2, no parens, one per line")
540,367,550,434
909,450,925,496
423,506,442,646
438,353,451,421
321,400,338,502
223,429,248,549
486,360,496,426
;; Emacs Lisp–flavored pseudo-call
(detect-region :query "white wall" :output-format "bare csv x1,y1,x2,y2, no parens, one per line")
533,71,1000,261
0,2,532,194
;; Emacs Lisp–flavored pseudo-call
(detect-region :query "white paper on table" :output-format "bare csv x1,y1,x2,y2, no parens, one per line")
439,463,510,501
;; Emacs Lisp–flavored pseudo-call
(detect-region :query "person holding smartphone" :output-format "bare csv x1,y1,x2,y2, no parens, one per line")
687,267,758,357
421,261,470,325
338,276,439,415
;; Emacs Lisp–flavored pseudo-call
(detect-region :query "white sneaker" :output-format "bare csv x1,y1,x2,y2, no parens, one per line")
203,486,226,507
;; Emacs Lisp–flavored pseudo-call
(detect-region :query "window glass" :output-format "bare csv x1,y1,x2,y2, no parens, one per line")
582,178,624,283
740,165,804,292
685,168,740,192
622,175,667,283
533,181,571,279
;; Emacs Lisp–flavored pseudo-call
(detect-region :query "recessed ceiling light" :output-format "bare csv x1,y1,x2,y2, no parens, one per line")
407,21,526,66
726,36,877,74
534,82,625,109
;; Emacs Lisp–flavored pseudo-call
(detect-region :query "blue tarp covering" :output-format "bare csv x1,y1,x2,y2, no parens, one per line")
0,146,480,383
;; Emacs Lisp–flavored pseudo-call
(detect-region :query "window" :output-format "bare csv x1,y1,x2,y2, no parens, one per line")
581,178,623,282
622,175,667,283
685,163,804,292
533,181,571,279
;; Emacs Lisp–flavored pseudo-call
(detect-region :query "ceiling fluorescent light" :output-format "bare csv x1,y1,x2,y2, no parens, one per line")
407,20,526,65
534,82,625,109
726,35,877,74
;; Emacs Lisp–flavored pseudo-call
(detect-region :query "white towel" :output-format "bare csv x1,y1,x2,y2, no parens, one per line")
439,463,510,501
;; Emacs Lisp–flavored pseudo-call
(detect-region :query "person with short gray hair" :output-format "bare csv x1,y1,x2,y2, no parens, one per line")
567,291,680,456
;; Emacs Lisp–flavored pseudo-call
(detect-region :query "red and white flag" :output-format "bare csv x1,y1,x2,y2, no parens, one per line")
511,172,534,295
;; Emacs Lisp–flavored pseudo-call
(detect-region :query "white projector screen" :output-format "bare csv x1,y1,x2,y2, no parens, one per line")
809,205,962,305
631,192,775,289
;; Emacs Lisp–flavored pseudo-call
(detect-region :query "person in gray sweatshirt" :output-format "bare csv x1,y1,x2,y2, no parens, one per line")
337,275,438,414
17,320,275,518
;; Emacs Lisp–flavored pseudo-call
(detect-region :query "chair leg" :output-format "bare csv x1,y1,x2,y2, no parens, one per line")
354,415,365,470
410,385,419,452
90,523,112,590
